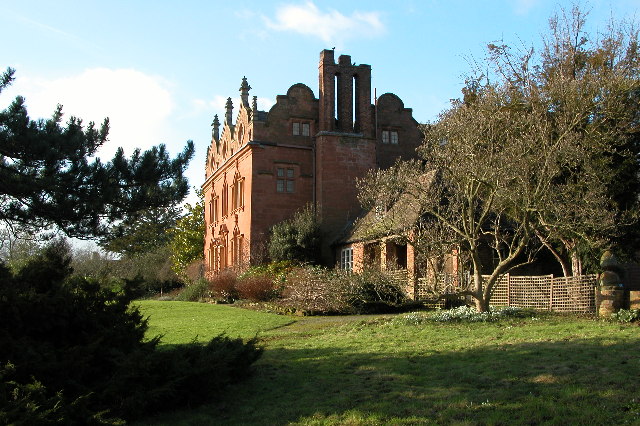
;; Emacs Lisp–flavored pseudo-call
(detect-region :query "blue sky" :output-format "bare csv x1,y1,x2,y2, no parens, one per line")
2,0,638,206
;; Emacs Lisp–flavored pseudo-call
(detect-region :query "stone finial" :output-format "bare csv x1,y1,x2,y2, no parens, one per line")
252,95,258,122
599,249,624,288
239,76,251,106
225,97,233,125
211,114,220,141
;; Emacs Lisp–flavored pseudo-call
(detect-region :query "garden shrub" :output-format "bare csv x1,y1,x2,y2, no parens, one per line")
100,336,262,420
281,267,408,314
281,267,348,314
345,268,408,313
0,242,262,423
239,260,295,284
208,270,238,302
236,274,278,302
176,278,210,301
268,205,321,264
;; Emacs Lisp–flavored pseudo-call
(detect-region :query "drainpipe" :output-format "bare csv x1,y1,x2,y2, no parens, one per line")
312,134,317,217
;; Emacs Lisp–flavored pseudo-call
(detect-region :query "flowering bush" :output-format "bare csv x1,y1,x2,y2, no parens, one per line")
611,308,640,323
393,306,532,325
429,306,530,322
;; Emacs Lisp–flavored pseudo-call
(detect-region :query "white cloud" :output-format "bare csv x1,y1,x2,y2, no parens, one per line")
264,1,385,45
512,0,538,16
3,68,174,160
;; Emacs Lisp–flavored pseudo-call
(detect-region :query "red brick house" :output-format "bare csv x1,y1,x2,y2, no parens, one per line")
202,50,423,275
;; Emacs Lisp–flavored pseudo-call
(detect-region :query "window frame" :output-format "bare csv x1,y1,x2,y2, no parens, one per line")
340,247,354,271
381,129,399,145
292,120,312,137
276,166,295,193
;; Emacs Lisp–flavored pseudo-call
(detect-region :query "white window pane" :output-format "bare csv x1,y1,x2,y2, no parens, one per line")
293,122,300,135
277,180,285,192
277,167,284,177
286,168,294,178
302,123,310,136
286,180,294,193
382,130,389,144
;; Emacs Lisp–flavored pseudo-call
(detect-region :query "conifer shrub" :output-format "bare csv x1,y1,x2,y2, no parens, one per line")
0,242,262,423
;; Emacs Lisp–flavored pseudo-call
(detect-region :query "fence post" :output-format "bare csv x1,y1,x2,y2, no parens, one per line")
506,273,511,306
549,274,554,311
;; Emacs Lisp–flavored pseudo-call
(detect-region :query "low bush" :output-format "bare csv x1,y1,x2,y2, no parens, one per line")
345,269,408,313
236,274,278,302
611,308,640,323
176,278,210,302
101,336,262,420
281,267,348,314
281,267,408,314
208,270,238,302
239,260,295,284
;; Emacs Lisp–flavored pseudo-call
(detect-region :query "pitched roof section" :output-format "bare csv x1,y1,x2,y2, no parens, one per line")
341,171,435,244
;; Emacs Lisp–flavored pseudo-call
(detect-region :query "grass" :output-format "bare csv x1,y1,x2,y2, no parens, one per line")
135,300,295,343
136,303,640,425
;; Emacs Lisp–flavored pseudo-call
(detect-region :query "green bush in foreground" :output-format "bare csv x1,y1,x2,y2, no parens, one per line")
0,242,262,423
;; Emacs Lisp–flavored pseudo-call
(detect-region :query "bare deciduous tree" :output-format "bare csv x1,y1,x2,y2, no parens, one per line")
358,7,639,311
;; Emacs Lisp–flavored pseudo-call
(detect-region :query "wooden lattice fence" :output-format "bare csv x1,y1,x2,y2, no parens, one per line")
417,273,597,313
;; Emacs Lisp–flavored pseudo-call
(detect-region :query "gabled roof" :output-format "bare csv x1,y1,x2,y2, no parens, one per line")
340,171,435,244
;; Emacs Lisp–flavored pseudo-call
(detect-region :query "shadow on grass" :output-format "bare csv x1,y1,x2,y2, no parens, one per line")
142,336,640,425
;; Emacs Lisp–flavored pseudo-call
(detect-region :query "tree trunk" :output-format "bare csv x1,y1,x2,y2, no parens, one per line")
571,252,582,276
475,296,489,312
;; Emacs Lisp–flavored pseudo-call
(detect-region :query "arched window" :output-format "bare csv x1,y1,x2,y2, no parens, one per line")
232,171,244,211
231,227,243,267
222,177,228,218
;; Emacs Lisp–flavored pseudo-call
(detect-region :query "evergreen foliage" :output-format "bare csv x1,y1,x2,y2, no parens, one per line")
268,205,321,264
0,242,262,423
0,68,194,240
99,206,182,256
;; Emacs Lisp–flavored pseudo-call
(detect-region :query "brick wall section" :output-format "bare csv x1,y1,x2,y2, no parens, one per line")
315,133,376,248
254,83,318,147
376,93,424,169
249,144,314,260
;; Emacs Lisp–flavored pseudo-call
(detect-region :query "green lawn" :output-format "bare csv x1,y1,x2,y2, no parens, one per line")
135,300,295,343
136,302,640,425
